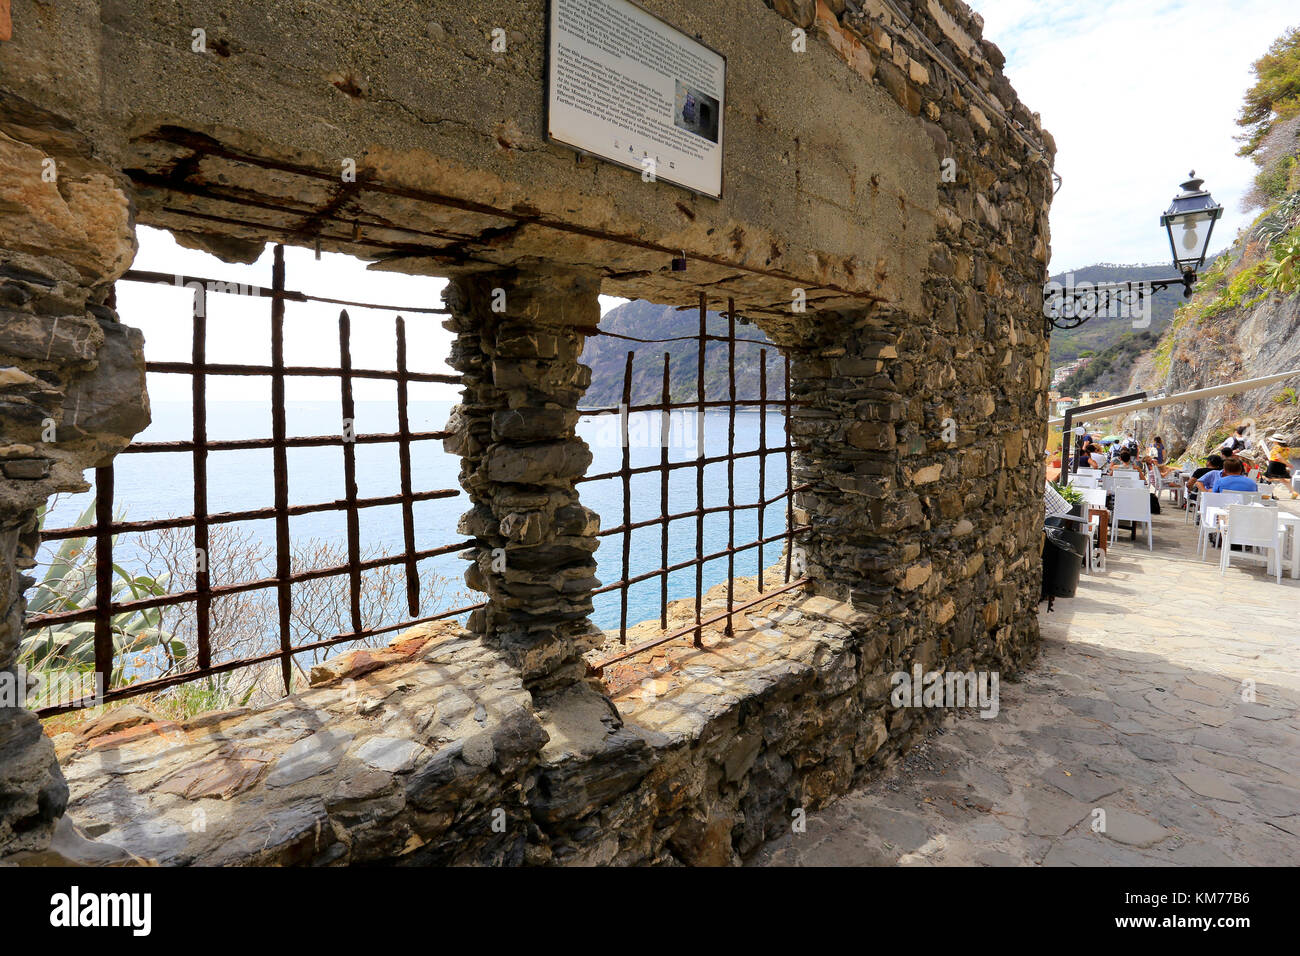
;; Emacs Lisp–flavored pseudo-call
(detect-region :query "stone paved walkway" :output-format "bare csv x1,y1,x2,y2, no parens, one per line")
755,500,1300,866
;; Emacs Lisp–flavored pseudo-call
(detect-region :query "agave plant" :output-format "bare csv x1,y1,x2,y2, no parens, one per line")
1259,236,1300,297
19,501,186,690
1252,193,1300,247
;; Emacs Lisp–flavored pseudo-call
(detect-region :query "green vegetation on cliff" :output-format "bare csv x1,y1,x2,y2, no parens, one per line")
1236,25,1300,167
1057,329,1161,395
1047,262,1194,370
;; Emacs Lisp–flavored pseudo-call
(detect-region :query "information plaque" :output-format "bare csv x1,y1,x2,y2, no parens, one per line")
546,0,725,199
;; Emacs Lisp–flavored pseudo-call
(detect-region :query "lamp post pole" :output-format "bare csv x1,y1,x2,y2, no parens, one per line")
1063,391,1148,476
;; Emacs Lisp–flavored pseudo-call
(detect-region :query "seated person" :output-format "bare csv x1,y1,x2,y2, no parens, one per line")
1220,424,1250,456
1210,457,1257,493
1087,443,1106,470
1107,449,1145,479
1191,454,1224,495
1197,449,1238,491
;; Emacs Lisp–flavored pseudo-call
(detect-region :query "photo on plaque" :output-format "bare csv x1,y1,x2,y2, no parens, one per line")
674,81,720,144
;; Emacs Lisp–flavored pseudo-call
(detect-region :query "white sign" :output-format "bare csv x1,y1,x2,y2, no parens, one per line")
547,0,725,199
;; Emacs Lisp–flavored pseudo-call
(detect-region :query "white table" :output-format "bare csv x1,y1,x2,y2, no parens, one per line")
1203,505,1300,579
1281,512,1300,580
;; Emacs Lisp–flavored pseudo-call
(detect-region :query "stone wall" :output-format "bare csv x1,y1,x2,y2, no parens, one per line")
758,0,1053,700
31,587,977,867
0,100,150,852
0,0,1053,861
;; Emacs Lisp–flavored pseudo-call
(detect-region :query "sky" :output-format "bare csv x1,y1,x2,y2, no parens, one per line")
973,0,1299,273
124,1,1300,399
124,229,629,404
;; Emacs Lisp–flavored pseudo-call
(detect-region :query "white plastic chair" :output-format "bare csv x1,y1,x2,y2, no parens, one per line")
1081,488,1108,509
1069,474,1099,489
1104,476,1141,498
1184,479,1200,525
1148,466,1178,503
1110,487,1153,550
1075,467,1101,479
1081,488,1108,572
1219,505,1283,583
1197,491,1246,559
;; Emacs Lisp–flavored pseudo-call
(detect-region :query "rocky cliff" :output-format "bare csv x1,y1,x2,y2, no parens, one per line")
581,299,786,408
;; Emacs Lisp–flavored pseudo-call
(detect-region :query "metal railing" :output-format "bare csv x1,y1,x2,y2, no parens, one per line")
26,256,805,713
28,245,482,715
581,293,808,673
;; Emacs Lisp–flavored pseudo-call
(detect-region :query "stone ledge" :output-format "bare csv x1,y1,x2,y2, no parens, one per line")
45,622,548,866
17,574,1032,867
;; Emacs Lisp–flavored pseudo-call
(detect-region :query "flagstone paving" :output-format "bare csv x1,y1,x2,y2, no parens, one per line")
755,500,1300,866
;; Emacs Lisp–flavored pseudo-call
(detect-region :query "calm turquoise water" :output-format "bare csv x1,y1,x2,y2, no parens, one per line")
44,401,791,634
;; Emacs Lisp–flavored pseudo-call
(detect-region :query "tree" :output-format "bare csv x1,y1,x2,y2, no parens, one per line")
1236,26,1300,160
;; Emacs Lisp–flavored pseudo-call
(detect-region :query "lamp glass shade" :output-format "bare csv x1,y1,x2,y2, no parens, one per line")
1160,174,1223,274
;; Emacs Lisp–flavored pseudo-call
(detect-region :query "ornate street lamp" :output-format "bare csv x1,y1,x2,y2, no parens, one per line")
1160,171,1224,281
1044,172,1224,331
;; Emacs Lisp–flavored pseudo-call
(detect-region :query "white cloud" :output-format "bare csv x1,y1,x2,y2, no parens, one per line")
974,0,1298,272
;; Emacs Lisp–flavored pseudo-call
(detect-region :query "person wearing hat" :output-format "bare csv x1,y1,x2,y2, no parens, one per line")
1263,431,1295,482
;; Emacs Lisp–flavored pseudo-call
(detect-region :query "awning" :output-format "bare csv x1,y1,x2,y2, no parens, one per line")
1049,368,1300,428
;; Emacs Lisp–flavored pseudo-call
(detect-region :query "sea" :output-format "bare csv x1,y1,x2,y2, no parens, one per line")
43,401,792,634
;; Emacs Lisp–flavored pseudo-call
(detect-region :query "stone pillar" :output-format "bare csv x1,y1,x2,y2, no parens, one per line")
0,110,149,856
789,307,915,610
442,269,603,698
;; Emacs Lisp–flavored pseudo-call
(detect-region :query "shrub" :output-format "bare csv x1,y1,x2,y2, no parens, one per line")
24,500,474,723
1259,234,1300,296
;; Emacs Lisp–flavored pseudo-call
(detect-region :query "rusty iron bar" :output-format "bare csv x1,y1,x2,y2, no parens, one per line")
725,299,736,636
91,465,114,683
270,244,294,694
785,354,794,584
578,442,805,484
338,310,363,635
36,599,488,718
694,293,706,648
593,484,812,539
119,429,450,455
121,268,449,315
590,525,811,597
41,488,460,542
145,360,457,385
581,397,810,417
592,328,772,347
589,578,808,674
27,538,477,631
36,253,809,710
192,286,212,671
659,352,670,631
758,350,767,593
395,316,420,617
618,351,634,644
32,261,473,716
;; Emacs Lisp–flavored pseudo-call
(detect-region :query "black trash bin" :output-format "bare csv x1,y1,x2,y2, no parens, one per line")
1041,525,1087,599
